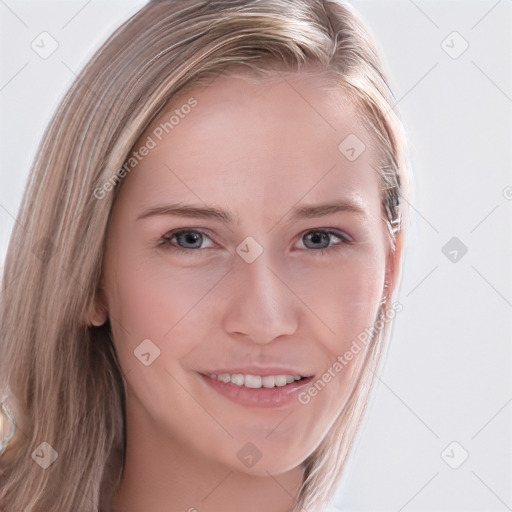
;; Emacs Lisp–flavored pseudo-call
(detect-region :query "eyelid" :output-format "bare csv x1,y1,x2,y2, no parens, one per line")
319,228,352,242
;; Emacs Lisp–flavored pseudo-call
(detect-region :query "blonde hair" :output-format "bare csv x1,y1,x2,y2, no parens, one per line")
0,1,411,510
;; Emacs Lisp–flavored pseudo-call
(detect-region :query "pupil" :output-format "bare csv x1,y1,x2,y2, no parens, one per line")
306,232,329,249
179,232,201,248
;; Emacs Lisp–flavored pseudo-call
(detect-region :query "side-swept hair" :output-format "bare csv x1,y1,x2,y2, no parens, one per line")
0,1,411,510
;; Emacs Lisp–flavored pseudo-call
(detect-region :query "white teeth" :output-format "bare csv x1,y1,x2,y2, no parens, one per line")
261,375,275,388
210,373,304,389
244,375,261,388
231,374,244,386
274,375,287,387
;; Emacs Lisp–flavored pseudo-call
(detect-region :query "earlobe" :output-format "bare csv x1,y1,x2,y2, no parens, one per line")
89,308,108,327
87,291,109,327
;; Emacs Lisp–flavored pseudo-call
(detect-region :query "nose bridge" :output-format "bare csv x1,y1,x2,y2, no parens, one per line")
222,239,299,343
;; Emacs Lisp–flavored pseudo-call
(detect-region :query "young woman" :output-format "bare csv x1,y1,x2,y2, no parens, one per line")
0,1,411,510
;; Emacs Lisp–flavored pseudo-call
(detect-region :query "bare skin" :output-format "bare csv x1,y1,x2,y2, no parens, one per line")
93,69,397,512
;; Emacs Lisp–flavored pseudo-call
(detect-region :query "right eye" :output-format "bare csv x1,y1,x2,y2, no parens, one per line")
159,229,215,255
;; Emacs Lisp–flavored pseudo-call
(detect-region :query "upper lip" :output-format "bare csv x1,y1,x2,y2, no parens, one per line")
199,367,314,377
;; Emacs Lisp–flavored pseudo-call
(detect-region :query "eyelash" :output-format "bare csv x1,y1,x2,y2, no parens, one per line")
158,228,353,256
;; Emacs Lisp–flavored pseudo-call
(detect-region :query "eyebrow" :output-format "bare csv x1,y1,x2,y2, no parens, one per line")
136,200,367,224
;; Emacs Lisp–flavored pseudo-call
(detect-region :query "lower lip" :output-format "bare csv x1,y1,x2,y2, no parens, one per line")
198,373,314,408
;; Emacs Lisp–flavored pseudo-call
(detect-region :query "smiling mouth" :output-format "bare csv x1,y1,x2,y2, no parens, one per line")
198,371,315,408
200,372,314,389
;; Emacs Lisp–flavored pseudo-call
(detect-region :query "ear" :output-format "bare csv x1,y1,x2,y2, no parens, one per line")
87,290,109,327
89,307,108,327
384,228,404,297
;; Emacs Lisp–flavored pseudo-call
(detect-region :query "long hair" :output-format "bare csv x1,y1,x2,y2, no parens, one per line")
0,1,412,510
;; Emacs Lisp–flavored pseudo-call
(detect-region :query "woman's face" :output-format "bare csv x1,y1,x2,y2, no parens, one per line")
101,70,393,475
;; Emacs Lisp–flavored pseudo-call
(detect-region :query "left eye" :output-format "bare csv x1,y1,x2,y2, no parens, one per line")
299,230,352,250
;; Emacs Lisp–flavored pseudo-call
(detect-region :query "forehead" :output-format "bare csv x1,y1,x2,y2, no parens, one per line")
117,70,382,221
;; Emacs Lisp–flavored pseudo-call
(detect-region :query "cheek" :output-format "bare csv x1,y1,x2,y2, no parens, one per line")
104,247,225,367
291,245,386,349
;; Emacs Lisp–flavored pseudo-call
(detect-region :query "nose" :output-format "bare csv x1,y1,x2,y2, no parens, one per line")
222,248,299,344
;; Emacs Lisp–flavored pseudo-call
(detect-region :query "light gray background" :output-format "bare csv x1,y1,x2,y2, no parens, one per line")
0,1,511,510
